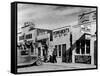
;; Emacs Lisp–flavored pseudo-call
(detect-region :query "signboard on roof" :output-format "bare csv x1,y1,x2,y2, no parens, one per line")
78,11,96,25
78,13,90,25
79,11,96,34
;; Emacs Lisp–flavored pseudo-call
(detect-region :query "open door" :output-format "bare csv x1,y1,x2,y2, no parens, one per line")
62,44,66,62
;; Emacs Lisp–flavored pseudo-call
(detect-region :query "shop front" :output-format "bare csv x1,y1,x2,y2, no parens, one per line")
36,38,49,62
74,34,91,64
72,9,97,65
72,33,96,65
52,26,71,63
36,29,52,62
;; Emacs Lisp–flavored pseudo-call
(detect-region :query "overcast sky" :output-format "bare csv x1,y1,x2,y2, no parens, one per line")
18,3,95,31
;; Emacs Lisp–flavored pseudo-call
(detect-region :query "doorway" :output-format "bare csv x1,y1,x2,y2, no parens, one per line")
62,44,66,62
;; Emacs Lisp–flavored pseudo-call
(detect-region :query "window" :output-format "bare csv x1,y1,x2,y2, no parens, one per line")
26,34,32,39
58,45,61,56
76,39,90,54
81,40,85,54
76,40,80,54
86,40,90,54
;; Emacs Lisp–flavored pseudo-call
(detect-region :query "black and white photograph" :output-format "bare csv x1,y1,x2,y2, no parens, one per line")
13,2,97,73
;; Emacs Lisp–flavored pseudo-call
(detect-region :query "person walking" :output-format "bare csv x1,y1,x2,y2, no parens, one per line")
52,48,57,63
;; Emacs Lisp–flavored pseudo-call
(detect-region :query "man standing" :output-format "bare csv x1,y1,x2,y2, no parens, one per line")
52,48,57,63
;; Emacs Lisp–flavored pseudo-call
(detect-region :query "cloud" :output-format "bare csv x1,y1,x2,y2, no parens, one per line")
17,4,95,30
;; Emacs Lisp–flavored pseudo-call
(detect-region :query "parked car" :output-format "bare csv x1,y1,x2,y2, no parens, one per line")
17,49,43,67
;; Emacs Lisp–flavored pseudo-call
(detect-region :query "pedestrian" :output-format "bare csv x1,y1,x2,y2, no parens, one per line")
52,48,57,63
30,42,34,54
48,48,52,63
45,46,48,62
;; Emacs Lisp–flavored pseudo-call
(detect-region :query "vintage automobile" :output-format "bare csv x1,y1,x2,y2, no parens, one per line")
17,49,43,67
17,40,43,67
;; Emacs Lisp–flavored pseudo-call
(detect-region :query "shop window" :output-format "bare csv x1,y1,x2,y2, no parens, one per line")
76,40,80,54
58,45,61,57
81,40,85,54
76,39,90,55
86,40,90,54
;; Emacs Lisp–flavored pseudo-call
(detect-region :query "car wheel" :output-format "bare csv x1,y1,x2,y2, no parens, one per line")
36,60,42,66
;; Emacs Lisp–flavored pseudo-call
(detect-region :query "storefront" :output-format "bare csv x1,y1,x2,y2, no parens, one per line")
36,29,52,62
72,9,97,65
17,24,37,64
17,23,52,63
50,9,97,65
52,26,71,63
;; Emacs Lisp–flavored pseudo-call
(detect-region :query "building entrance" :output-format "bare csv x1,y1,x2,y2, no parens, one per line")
37,39,49,62
62,44,66,62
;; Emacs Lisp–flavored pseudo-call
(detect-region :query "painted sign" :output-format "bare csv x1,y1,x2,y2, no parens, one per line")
75,55,91,64
53,28,69,38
